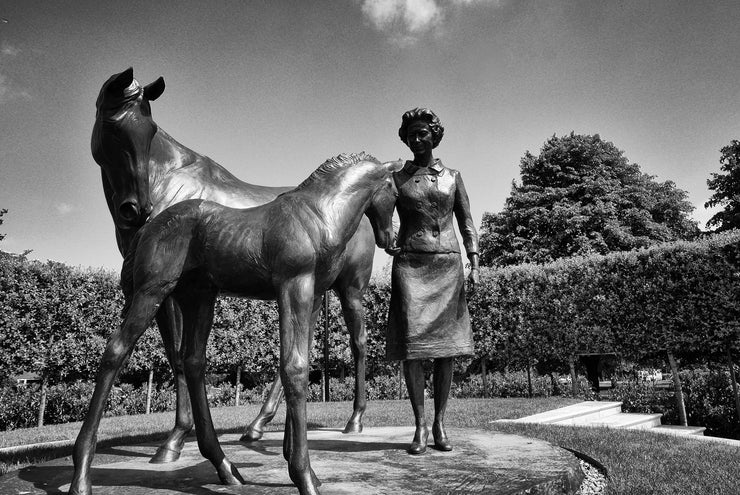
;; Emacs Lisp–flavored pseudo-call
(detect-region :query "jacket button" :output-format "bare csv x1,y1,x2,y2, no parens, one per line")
416,201,422,208
431,178,436,182
416,230,424,237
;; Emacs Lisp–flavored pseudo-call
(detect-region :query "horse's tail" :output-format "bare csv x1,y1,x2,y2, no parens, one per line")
120,228,144,318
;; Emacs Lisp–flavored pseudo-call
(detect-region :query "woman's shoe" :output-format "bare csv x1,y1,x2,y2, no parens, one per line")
432,421,452,451
407,425,429,455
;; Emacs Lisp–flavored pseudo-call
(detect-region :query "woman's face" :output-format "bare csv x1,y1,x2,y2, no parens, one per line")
405,121,434,156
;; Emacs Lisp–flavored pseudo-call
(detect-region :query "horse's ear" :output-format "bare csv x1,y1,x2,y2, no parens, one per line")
144,77,165,101
109,67,135,93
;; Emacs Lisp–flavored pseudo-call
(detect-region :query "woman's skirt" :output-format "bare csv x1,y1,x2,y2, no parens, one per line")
386,252,474,361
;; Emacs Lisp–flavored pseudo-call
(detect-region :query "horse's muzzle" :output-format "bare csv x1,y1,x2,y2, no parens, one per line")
118,201,141,225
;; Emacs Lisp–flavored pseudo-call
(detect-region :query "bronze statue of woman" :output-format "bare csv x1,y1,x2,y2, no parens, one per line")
386,108,479,455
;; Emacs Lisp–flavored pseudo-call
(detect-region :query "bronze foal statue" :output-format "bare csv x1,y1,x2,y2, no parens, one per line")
91,68,376,463
70,153,399,495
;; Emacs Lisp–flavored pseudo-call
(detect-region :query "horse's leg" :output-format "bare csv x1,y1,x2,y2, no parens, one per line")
334,284,367,434
150,297,194,463
240,372,284,442
179,290,244,486
278,276,320,495
70,291,164,495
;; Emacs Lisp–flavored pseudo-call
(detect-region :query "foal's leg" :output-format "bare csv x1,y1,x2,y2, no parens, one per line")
240,371,284,442
179,290,244,486
151,297,194,463
334,284,367,434
279,276,320,495
70,290,165,495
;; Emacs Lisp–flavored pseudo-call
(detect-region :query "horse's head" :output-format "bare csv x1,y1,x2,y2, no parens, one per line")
92,67,165,230
366,160,403,251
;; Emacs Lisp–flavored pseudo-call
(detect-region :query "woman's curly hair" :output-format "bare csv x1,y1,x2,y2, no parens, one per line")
398,107,444,148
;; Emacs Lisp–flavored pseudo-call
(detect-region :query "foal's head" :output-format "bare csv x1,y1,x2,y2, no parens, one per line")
295,153,400,251
92,67,165,230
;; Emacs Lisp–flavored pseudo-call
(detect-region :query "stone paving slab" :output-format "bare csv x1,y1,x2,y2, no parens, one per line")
0,427,584,494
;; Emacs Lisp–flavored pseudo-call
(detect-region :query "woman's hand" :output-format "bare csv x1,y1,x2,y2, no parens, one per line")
467,268,479,290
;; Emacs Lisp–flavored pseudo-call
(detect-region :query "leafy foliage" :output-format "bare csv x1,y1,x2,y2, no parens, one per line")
0,208,7,242
705,139,740,231
480,133,699,266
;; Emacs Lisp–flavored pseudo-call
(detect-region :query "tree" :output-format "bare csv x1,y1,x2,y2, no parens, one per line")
0,208,7,241
705,140,740,231
480,133,698,266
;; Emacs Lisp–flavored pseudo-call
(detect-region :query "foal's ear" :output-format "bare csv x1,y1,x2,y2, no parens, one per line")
383,159,404,172
143,77,166,101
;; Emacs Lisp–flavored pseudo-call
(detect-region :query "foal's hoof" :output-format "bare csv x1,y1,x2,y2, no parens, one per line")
150,446,181,464
240,422,264,442
217,459,245,485
68,475,92,495
342,420,363,434
292,469,322,495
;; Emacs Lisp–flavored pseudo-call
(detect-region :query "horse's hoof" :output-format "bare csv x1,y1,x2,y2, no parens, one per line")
217,459,245,485
150,446,181,463
342,421,363,434
240,427,263,442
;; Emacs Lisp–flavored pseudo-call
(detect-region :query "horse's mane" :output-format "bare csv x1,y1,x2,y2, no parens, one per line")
292,152,380,193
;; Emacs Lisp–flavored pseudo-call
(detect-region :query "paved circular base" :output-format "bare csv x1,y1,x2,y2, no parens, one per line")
1,427,583,494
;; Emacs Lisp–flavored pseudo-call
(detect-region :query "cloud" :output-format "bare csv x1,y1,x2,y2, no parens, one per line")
1,42,20,57
0,73,31,104
0,43,31,104
361,0,442,35
55,203,76,216
359,0,504,44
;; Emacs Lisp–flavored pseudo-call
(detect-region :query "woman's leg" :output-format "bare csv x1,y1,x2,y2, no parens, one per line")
432,357,453,451
403,359,429,454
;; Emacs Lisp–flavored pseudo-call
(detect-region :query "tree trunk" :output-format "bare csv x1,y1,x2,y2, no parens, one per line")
569,356,578,396
37,377,48,427
323,293,330,402
666,350,687,426
481,355,488,399
526,357,533,398
398,363,403,400
145,368,154,414
727,349,740,425
235,365,242,407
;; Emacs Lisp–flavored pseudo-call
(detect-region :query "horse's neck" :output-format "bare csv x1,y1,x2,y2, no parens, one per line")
146,127,207,201
150,128,200,175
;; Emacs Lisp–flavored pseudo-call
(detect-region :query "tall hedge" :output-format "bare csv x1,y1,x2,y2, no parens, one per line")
471,231,740,367
2,230,740,387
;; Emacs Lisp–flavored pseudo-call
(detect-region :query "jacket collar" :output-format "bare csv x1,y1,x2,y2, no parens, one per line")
402,158,444,175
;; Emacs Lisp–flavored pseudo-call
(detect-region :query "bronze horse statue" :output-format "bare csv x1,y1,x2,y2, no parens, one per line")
71,152,398,495
91,68,376,462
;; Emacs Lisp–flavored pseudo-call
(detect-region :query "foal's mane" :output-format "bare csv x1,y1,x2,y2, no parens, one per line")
292,152,380,193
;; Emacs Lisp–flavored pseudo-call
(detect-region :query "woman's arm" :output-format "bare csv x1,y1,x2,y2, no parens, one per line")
453,171,480,287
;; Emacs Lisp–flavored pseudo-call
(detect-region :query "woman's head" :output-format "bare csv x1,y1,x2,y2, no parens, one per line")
398,108,444,149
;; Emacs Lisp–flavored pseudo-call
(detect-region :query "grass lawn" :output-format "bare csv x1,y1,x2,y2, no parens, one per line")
2,397,739,494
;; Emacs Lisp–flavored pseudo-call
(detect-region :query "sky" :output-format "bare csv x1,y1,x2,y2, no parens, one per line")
1,0,739,274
